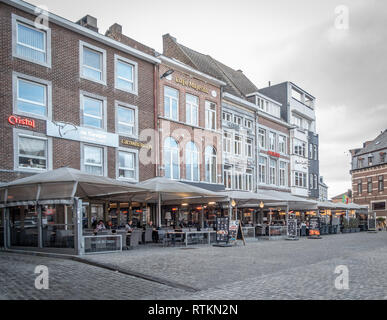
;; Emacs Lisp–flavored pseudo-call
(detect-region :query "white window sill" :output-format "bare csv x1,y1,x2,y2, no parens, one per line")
80,75,107,86
13,54,51,68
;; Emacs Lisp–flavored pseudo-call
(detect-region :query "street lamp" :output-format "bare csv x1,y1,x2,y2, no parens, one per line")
160,69,174,79
259,201,264,209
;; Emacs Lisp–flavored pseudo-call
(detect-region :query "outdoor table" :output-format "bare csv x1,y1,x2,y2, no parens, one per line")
166,231,185,246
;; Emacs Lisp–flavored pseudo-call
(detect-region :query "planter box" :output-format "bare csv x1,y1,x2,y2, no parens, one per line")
343,229,350,233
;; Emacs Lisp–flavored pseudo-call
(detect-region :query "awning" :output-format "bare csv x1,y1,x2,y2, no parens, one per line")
0,167,148,207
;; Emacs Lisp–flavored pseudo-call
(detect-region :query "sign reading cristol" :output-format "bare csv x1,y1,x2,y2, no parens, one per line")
8,115,36,128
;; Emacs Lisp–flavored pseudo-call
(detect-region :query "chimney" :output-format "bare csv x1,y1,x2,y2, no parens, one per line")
105,23,122,40
76,15,98,33
237,69,243,73
268,81,271,87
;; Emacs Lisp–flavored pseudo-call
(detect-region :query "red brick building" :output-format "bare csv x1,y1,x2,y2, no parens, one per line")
350,130,387,218
157,55,225,190
0,0,160,185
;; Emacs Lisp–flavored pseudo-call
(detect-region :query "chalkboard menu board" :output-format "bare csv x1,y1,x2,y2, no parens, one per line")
216,217,230,243
287,219,298,238
368,214,376,230
309,217,320,231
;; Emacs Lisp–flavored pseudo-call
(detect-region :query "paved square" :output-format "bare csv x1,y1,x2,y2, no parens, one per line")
1,232,387,300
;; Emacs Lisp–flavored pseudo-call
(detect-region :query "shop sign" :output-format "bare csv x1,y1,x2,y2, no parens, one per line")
120,138,152,150
175,77,209,94
268,151,280,158
8,115,36,129
47,121,119,148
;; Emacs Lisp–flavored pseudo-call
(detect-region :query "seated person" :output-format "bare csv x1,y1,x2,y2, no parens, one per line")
94,220,106,234
125,220,135,232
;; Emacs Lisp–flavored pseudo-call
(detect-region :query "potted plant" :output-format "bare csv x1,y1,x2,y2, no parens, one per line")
349,218,359,233
377,217,386,231
342,219,350,233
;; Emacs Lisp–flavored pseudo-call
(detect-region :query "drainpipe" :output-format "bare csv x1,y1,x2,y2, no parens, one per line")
154,64,160,177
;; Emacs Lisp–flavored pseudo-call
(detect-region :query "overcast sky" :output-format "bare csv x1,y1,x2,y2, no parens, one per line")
29,0,387,198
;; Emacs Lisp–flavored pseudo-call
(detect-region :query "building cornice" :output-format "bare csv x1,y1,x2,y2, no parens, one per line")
159,55,226,87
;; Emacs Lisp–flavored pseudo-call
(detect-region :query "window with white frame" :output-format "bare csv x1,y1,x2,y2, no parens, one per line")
118,150,137,181
223,112,232,122
205,101,217,130
258,128,266,149
116,103,137,137
234,172,243,190
15,75,48,118
13,15,50,66
224,166,232,189
81,94,104,129
294,139,306,157
80,42,106,84
269,159,277,185
115,55,137,94
245,138,253,158
294,171,307,188
186,94,199,126
278,135,286,154
259,157,267,184
292,115,302,128
83,145,104,176
245,169,253,191
164,137,180,180
310,174,314,189
279,162,287,187
269,132,276,151
233,115,242,126
245,119,253,130
234,135,242,156
314,175,318,190
314,145,318,160
223,132,232,154
17,134,48,171
164,86,179,121
205,146,217,183
185,142,199,182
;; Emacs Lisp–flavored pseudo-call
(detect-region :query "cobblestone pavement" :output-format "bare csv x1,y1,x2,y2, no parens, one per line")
0,253,186,300
1,232,387,300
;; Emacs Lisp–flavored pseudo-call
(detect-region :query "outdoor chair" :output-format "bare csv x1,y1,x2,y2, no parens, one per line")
129,230,142,249
116,231,128,250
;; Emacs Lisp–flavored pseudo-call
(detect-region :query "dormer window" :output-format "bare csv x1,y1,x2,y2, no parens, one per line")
380,152,386,163
368,155,374,166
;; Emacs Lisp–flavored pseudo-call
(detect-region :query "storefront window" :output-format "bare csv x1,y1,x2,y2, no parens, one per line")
10,206,39,247
42,205,74,249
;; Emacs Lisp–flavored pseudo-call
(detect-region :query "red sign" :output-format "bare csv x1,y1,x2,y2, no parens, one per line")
268,151,280,158
8,115,36,129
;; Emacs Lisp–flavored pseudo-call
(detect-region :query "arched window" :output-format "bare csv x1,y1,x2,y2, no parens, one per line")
186,142,199,182
164,137,179,179
205,146,217,184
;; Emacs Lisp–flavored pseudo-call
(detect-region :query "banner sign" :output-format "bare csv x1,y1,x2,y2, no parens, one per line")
47,121,119,148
